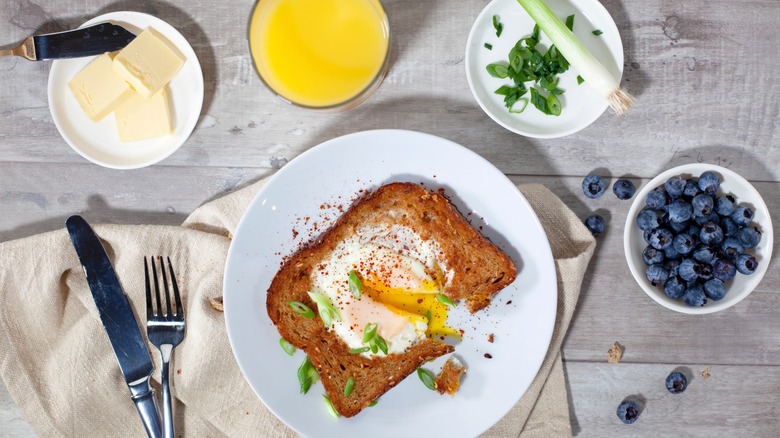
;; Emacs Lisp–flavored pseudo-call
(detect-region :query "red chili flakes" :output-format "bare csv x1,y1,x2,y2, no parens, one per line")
506,300,512,305
292,228,299,239
484,353,493,359
177,369,182,374
488,334,494,343
417,298,423,304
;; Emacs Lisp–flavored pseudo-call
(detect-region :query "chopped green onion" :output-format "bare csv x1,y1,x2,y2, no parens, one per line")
516,0,635,114
308,290,341,327
308,365,320,385
546,92,562,116
288,301,314,318
425,310,432,323
363,322,378,343
417,368,436,391
565,14,574,31
344,377,355,397
298,356,313,394
492,15,503,37
368,401,378,407
486,63,509,78
374,334,388,355
577,75,584,85
279,338,296,356
350,346,370,354
484,42,493,50
322,395,340,419
435,294,455,307
509,98,529,114
530,88,548,113
348,270,362,300
592,29,603,36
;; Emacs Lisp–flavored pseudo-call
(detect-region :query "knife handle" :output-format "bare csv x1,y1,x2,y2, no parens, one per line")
0,37,36,60
130,378,163,438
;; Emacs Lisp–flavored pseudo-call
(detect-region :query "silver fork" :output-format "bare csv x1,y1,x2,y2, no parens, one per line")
145,256,186,438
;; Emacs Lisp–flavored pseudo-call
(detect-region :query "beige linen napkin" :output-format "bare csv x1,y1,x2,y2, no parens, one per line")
0,177,594,437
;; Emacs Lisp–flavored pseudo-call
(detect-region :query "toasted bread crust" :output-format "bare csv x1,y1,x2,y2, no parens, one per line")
267,182,517,417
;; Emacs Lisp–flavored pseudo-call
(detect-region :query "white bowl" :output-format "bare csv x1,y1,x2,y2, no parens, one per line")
624,163,773,314
464,0,624,138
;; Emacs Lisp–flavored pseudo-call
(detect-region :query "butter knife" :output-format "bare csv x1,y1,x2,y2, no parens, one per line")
66,215,162,438
1,23,135,61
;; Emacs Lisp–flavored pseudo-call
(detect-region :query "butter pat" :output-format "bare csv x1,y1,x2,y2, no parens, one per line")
113,28,185,98
68,53,134,122
115,88,172,142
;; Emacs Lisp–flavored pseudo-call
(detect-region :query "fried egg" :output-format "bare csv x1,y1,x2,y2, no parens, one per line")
311,224,460,357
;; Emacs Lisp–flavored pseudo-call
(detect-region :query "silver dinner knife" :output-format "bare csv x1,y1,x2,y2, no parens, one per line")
1,23,135,61
66,215,162,438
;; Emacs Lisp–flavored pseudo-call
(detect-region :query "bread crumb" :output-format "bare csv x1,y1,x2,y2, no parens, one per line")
700,367,711,380
607,342,623,364
210,296,224,312
435,356,466,396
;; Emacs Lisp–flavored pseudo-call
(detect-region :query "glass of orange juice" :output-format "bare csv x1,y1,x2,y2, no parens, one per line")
248,0,390,111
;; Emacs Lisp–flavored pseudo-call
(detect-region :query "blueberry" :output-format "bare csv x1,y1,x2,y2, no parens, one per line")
613,179,636,200
673,234,696,255
666,199,693,223
699,221,724,245
646,264,670,287
664,245,681,260
694,211,720,226
698,171,720,195
731,205,754,226
738,226,761,249
736,254,758,275
643,229,653,245
692,245,716,264
642,246,665,265
663,259,680,277
665,371,688,394
704,278,727,301
683,178,701,198
665,176,687,199
713,259,737,282
697,263,714,281
666,217,688,233
683,283,707,307
582,175,607,198
678,258,698,282
684,224,701,237
715,195,736,217
691,194,714,217
720,217,738,237
584,214,606,236
721,237,744,259
648,228,674,250
646,187,668,209
636,209,660,231
616,400,640,424
664,276,686,299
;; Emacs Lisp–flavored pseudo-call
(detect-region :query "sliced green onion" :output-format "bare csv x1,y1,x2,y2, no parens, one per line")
288,301,314,318
308,364,320,385
374,335,388,355
298,356,313,394
417,368,436,391
435,294,455,307
308,290,341,327
592,29,603,36
516,0,635,114
546,92,562,116
486,63,509,78
425,310,432,323
484,42,493,50
363,322,378,343
368,401,378,407
279,338,296,356
577,75,584,85
492,15,503,37
344,377,355,397
322,394,340,419
348,270,362,300
350,346,371,354
565,14,574,31
509,98,529,114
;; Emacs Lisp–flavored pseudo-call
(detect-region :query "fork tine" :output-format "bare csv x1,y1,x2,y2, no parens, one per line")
167,257,184,319
151,255,163,317
158,256,172,318
144,256,153,320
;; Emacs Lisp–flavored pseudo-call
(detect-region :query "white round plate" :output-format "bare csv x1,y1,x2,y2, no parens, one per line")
624,163,773,314
48,11,204,169
224,130,557,437
465,0,624,138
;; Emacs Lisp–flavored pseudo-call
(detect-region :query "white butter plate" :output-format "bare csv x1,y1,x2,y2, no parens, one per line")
47,11,204,169
223,130,557,437
465,0,624,138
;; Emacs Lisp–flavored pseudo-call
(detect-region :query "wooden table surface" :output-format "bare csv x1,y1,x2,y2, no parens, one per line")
2,0,779,436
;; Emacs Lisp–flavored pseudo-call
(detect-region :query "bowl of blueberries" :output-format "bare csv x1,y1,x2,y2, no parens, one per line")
624,163,773,314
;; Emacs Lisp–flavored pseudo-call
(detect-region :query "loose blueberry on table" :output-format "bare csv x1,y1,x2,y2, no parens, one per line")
616,400,640,424
582,175,607,199
665,371,688,394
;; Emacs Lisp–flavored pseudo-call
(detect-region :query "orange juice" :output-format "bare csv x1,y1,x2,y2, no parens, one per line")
249,0,390,109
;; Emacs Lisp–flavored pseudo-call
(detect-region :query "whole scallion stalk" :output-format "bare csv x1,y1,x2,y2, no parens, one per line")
516,0,635,115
